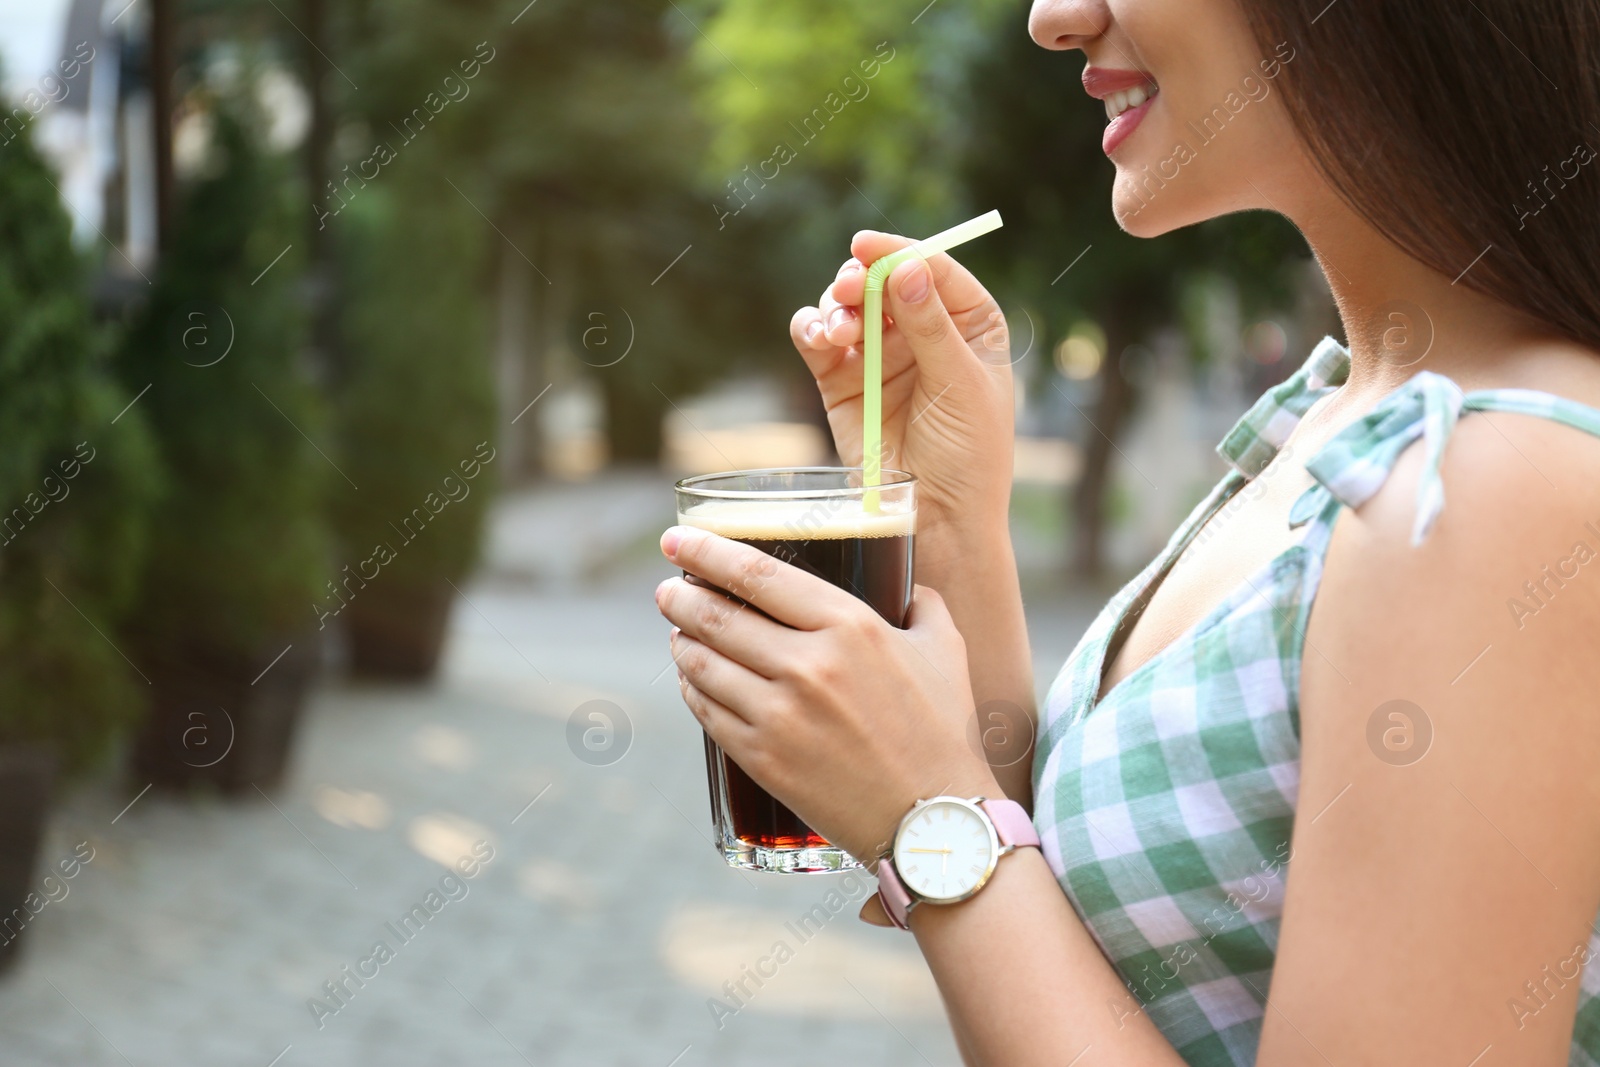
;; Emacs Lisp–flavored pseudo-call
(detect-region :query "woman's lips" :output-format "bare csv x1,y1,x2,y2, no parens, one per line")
1083,67,1160,157
1102,95,1155,155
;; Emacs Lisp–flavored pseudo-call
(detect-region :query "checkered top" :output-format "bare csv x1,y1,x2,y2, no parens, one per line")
1032,336,1600,1064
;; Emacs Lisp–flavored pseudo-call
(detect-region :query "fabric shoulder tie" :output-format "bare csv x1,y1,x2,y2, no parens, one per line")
1290,373,1600,545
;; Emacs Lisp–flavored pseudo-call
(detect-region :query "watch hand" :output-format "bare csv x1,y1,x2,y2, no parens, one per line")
903,847,953,854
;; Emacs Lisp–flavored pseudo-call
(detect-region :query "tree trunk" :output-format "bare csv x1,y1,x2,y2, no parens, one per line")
496,220,540,481
1070,298,1140,577
600,379,666,462
302,0,341,384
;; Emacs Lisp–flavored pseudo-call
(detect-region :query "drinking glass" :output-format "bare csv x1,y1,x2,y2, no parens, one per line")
674,467,916,873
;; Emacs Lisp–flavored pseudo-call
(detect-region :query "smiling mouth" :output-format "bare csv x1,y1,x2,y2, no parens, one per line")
1103,81,1159,122
1082,67,1161,156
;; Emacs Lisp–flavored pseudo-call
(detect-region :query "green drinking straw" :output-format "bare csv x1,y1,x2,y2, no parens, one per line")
860,209,1004,510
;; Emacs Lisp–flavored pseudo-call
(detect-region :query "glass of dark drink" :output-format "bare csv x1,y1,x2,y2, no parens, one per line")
673,467,916,873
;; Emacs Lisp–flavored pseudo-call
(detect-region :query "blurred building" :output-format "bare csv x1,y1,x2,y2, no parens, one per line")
20,0,160,295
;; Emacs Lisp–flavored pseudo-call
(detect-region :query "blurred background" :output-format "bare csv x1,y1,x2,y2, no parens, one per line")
0,0,1335,1063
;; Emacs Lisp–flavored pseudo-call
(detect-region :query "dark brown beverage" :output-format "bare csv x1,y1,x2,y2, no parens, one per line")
702,529,913,855
674,471,916,873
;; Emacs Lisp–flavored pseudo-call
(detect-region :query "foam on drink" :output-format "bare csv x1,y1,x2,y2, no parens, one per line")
677,498,914,540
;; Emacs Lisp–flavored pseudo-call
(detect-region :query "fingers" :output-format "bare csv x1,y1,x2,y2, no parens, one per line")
661,527,862,631
789,304,831,354
791,259,865,353
880,258,977,388
656,578,801,680
847,230,994,317
670,630,772,722
803,235,980,359
677,670,757,751
818,288,861,348
829,256,868,305
818,260,865,347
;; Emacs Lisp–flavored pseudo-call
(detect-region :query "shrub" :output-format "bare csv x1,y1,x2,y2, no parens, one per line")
328,156,496,621
115,106,328,666
0,124,160,774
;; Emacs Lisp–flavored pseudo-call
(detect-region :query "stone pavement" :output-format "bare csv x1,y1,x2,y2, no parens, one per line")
0,471,1102,1067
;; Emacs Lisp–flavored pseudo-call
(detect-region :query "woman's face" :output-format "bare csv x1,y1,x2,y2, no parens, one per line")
1028,0,1311,236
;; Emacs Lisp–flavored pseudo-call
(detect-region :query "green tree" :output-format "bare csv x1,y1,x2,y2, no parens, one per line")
690,0,1013,312
0,125,160,774
329,144,497,673
116,106,328,668
342,0,767,471
696,0,1307,573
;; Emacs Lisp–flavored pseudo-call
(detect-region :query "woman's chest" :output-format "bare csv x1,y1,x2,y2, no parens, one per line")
1098,444,1321,700
1036,491,1318,914
1037,620,1307,998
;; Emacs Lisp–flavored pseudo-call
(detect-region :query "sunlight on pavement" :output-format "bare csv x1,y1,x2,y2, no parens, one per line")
411,724,477,771
517,859,595,915
443,667,624,725
658,903,943,1019
311,785,393,830
407,813,495,871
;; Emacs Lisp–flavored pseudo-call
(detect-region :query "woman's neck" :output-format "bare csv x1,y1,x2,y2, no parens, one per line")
1294,194,1555,399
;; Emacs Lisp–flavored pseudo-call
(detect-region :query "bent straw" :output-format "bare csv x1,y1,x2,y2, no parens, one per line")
860,209,1004,509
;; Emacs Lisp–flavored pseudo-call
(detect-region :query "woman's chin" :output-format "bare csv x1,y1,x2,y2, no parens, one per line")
1110,186,1174,238
1109,164,1211,238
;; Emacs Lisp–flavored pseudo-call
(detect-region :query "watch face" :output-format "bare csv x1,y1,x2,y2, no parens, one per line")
893,798,997,904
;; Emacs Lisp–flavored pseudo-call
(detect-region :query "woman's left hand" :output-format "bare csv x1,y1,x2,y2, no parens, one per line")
654,524,1002,865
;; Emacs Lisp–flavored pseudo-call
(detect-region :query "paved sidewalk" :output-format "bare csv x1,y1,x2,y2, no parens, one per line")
482,466,670,588
0,472,1101,1067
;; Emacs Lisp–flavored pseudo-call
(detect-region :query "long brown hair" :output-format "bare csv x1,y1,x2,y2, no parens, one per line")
1236,0,1600,348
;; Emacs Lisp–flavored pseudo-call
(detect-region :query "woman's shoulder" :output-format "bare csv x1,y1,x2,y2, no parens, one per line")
1440,337,1600,528
1347,336,1600,533
1306,334,1600,756
1323,337,1600,632
1460,334,1600,406
1272,346,1600,1067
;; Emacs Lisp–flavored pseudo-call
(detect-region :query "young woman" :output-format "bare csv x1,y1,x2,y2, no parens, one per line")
655,0,1600,1062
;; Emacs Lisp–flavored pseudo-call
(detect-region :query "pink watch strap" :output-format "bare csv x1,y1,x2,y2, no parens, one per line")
875,798,1037,931
876,856,915,930
982,798,1040,849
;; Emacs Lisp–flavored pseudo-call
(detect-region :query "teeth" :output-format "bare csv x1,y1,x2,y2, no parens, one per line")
1104,81,1157,122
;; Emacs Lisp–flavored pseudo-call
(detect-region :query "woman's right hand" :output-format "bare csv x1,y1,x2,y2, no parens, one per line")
789,230,1016,551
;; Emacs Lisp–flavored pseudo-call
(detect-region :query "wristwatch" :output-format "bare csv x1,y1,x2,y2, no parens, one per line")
875,795,1040,930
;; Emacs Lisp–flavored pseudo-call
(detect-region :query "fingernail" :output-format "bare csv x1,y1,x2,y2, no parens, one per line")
805,319,823,343
661,527,683,558
670,626,681,639
898,262,930,304
839,261,862,277
827,306,852,334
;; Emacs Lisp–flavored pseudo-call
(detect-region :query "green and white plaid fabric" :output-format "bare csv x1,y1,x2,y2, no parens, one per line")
1032,336,1600,1065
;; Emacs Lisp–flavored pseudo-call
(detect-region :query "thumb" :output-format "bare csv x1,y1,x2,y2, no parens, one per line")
907,583,955,631
882,257,976,388
906,584,966,662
